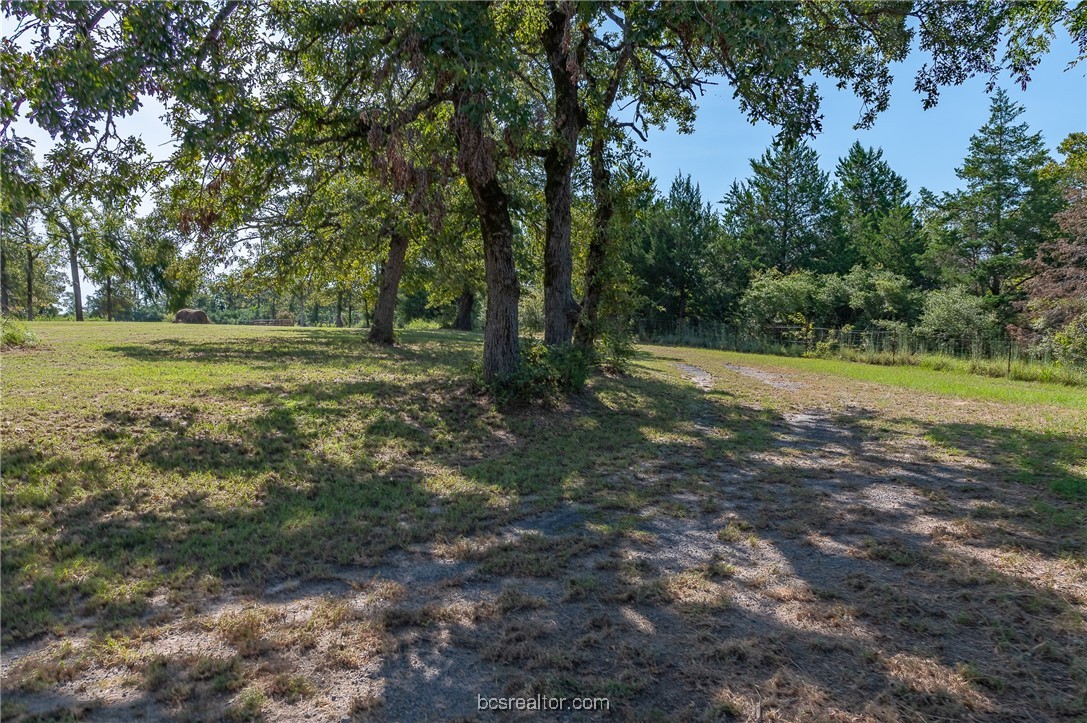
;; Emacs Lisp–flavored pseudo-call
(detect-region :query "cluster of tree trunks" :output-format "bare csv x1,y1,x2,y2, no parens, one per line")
540,0,582,347
364,3,614,383
574,133,616,348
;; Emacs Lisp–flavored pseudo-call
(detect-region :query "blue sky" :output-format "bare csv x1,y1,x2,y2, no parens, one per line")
636,31,1086,205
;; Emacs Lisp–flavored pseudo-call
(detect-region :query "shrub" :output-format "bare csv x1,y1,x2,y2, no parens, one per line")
914,287,998,342
518,287,545,334
402,318,441,331
489,340,592,406
119,308,165,322
840,266,920,324
597,316,636,374
1,316,37,349
740,269,819,327
1044,313,1087,367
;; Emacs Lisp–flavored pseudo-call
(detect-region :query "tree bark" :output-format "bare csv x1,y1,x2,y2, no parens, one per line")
454,287,474,331
573,26,631,350
454,90,520,382
312,301,319,326
575,132,614,348
335,289,344,327
541,1,582,346
68,238,83,321
347,293,353,327
25,247,34,321
368,230,409,344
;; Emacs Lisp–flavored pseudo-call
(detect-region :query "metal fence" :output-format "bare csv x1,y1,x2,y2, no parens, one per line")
636,321,1055,367
249,318,296,326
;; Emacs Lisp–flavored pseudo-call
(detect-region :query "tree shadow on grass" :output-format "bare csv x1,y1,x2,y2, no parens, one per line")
103,328,479,371
0,353,775,645
922,420,1087,502
400,402,1084,719
4,335,1085,720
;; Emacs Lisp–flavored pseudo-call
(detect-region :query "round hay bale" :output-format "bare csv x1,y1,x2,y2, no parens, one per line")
173,308,212,324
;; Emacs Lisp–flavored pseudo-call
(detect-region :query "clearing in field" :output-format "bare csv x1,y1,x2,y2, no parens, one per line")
2,323,1085,721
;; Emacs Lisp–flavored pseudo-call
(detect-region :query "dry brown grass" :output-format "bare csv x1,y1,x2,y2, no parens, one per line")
3,326,1084,721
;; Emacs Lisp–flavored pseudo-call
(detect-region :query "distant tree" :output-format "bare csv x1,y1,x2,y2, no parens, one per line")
722,139,842,275
629,174,718,328
838,266,921,326
833,142,925,283
1017,133,1087,361
43,195,92,321
914,286,999,343
0,210,65,320
925,89,1061,319
739,269,821,328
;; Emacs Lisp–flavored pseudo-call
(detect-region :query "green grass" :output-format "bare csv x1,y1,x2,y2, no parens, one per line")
3,322,1084,721
649,344,1087,409
2,322,773,644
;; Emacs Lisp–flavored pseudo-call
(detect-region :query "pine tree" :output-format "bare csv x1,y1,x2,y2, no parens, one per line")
721,139,843,274
833,142,925,282
629,174,719,327
932,88,1061,318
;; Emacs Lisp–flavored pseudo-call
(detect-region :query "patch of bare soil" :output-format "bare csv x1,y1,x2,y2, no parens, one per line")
720,362,805,390
677,363,715,391
4,366,1084,722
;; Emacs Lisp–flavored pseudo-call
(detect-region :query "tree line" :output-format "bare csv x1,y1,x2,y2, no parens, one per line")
2,2,1084,383
616,91,1084,364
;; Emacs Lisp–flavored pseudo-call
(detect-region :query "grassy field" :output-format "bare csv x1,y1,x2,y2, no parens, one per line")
2,322,1085,721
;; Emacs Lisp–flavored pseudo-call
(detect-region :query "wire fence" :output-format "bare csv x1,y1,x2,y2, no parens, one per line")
636,321,1067,369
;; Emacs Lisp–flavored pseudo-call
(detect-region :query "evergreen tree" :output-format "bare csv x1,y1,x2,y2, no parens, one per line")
721,139,843,275
1020,132,1087,357
929,89,1061,319
629,174,719,327
833,142,925,283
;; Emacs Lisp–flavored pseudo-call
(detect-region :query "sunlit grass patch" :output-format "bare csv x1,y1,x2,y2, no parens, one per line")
3,322,1084,720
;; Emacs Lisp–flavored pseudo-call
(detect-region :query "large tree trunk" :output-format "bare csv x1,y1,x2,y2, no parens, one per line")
574,28,631,350
575,132,614,348
454,287,474,331
335,289,344,327
68,239,83,321
368,230,409,345
454,90,520,383
476,179,520,380
105,276,113,321
25,248,34,321
541,1,581,346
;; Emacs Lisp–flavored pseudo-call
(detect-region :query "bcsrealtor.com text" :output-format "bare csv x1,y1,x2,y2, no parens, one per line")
478,694,611,712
